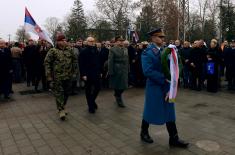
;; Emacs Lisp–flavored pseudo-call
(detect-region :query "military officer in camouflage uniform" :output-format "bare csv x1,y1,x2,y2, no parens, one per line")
44,34,78,120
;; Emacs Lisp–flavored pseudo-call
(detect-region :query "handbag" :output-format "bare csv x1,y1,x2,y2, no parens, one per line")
207,62,215,75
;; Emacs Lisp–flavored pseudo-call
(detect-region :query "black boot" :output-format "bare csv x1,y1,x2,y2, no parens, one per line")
169,135,189,148
94,101,98,110
35,86,40,93
140,119,153,143
115,96,125,108
166,122,189,148
141,131,154,143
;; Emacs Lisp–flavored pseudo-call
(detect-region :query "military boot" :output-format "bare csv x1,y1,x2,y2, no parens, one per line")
166,122,189,148
140,130,154,143
169,135,189,148
59,110,66,121
140,119,153,143
115,96,125,108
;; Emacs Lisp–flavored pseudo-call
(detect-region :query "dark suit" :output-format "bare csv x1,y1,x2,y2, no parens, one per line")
79,46,101,112
189,47,206,90
181,47,192,88
224,47,235,89
0,48,13,97
23,45,38,86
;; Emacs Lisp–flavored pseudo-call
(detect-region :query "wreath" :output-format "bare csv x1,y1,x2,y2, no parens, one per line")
161,47,183,80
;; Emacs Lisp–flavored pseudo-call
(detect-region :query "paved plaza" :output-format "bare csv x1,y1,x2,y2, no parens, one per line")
0,84,235,155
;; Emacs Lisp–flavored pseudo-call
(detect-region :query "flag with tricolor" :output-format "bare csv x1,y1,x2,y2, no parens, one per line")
24,7,53,46
168,45,179,102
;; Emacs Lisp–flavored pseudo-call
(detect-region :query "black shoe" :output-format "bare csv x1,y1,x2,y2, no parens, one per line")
116,97,126,108
70,92,78,96
228,87,233,91
89,108,96,114
4,96,10,99
118,101,126,108
196,88,201,91
35,89,41,93
94,102,98,110
169,138,189,148
140,132,154,143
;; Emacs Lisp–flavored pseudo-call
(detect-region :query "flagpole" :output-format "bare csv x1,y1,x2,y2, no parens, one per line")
125,28,128,40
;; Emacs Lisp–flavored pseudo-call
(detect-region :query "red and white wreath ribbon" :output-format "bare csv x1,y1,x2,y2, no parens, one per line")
168,44,179,102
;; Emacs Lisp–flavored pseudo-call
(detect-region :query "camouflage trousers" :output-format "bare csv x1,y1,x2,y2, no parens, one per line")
52,80,72,111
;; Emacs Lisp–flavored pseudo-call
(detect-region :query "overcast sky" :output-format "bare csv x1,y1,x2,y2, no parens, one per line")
0,0,234,41
0,0,96,41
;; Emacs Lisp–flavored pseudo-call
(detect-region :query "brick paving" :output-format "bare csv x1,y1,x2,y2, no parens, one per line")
0,83,234,155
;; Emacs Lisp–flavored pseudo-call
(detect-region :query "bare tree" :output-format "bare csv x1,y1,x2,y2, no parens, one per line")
208,0,219,19
198,0,210,37
136,0,179,40
160,0,179,40
86,11,105,28
96,0,133,35
15,26,30,42
188,12,203,41
44,17,60,43
208,0,219,29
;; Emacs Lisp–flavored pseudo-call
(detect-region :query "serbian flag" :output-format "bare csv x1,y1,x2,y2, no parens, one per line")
24,7,53,45
168,44,179,102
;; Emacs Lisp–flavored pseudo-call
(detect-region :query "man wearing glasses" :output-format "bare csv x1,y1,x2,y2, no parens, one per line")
44,34,78,121
140,28,189,148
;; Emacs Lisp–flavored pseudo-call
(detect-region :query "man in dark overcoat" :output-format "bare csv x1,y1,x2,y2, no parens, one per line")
79,37,102,113
108,36,129,107
224,40,235,90
0,39,13,99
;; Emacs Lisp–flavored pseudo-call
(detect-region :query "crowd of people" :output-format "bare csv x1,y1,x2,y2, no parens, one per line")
1,28,235,148
176,39,235,92
0,35,235,100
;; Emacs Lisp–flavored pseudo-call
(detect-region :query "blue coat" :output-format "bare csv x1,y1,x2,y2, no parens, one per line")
141,43,176,125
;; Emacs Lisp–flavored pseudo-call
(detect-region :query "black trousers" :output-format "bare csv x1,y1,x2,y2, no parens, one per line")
71,80,77,93
141,119,178,139
0,75,11,97
207,74,218,92
191,69,202,90
26,67,33,86
228,78,235,89
34,74,41,91
41,68,47,90
85,79,100,110
34,67,48,91
114,89,124,98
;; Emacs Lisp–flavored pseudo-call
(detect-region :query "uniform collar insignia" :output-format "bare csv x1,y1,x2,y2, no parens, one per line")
152,48,159,55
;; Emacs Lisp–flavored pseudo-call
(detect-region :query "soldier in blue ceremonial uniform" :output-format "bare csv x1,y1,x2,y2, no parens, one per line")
140,28,189,148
